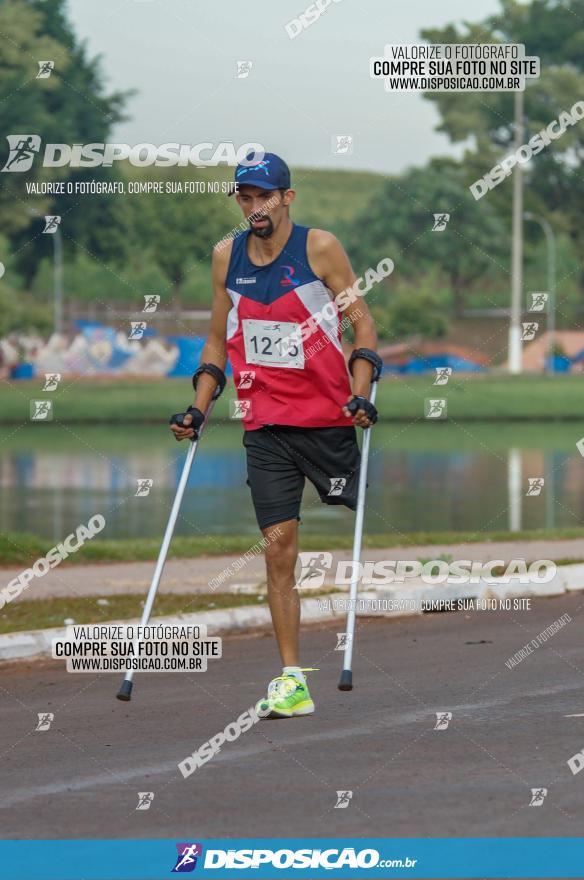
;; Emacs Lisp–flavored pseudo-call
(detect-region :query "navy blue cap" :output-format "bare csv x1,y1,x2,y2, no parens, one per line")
229,152,291,195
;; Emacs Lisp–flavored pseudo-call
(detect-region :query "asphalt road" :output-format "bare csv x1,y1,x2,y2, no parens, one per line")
1,593,584,873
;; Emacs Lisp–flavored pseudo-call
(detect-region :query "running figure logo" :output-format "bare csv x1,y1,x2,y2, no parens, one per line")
43,215,61,234
529,788,547,807
35,712,54,731
425,399,447,420
332,135,353,155
432,213,450,231
128,321,147,340
143,295,161,313
236,60,253,78
434,367,452,386
230,399,251,419
328,477,347,497
2,135,41,172
172,843,202,873
30,400,53,421
295,551,332,590
521,322,538,341
135,792,154,811
434,712,452,730
237,370,255,389
335,632,352,651
36,61,54,78
526,477,544,497
43,373,61,391
334,790,353,809
529,293,548,312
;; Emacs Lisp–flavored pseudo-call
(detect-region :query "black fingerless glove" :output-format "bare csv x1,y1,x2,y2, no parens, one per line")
169,405,206,438
347,396,378,426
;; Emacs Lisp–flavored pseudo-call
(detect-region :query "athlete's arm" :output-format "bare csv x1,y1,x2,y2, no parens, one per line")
170,243,232,440
307,230,378,425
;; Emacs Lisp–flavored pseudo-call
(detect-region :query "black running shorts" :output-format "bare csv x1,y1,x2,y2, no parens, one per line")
243,425,361,530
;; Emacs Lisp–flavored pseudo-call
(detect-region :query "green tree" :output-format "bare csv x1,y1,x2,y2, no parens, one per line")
421,0,584,283
345,158,508,316
126,171,232,313
0,0,134,281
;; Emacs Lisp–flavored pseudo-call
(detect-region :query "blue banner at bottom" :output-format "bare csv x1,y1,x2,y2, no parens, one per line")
1,838,583,879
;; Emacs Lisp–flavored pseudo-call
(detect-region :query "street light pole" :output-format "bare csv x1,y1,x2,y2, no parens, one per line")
509,89,524,374
524,211,556,374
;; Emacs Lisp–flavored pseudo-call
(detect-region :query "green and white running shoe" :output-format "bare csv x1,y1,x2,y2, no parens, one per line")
256,669,317,719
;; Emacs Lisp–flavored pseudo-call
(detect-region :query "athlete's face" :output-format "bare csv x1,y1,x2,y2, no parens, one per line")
236,185,294,238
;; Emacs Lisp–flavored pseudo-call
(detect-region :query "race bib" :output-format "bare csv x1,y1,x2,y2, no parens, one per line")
242,319,305,369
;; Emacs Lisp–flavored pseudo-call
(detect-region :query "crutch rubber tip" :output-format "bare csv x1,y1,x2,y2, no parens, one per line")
338,669,353,691
116,680,133,701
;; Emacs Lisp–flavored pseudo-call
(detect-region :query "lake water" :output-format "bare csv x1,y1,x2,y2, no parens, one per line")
0,421,581,542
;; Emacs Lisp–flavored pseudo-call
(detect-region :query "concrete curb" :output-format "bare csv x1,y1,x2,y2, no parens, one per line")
1,564,583,663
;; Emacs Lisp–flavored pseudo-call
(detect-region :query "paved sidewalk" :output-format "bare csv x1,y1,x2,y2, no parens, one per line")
2,538,583,601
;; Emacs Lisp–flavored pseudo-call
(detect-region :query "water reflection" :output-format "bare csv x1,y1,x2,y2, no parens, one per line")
0,423,580,540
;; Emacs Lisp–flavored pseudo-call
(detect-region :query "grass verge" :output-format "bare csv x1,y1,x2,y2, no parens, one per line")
2,528,584,567
0,592,269,636
3,374,584,424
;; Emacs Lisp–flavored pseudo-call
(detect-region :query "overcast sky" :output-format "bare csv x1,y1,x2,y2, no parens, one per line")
67,0,501,175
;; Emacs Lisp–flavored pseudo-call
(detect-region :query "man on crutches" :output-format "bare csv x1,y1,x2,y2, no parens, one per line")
171,152,379,719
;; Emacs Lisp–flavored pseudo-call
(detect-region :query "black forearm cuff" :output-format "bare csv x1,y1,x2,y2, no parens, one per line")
192,363,227,400
348,348,383,382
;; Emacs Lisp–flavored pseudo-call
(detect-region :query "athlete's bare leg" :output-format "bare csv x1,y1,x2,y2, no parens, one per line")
262,518,299,667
